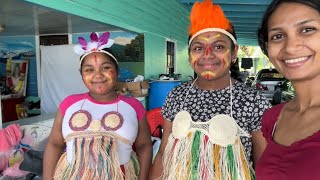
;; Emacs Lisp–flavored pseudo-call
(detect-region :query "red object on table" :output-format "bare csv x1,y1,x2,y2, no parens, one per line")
1,96,25,123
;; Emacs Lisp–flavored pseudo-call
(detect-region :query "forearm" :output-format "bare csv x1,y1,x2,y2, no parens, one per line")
251,130,267,168
43,142,65,180
150,120,171,180
149,150,164,180
136,143,152,180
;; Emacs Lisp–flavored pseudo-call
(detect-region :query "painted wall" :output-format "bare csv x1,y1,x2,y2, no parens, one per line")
176,41,194,81
0,36,38,96
119,62,144,78
144,33,167,80
72,32,145,79
26,0,194,81
144,33,193,81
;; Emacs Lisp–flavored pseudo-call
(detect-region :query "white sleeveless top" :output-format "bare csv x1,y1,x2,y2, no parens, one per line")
59,93,145,165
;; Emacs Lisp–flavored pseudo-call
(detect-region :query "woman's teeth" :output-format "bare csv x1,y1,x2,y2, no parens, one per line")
285,56,308,64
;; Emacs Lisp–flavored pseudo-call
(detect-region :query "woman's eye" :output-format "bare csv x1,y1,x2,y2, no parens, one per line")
193,46,203,51
214,45,224,50
83,68,93,73
302,27,316,33
102,66,111,71
270,34,284,41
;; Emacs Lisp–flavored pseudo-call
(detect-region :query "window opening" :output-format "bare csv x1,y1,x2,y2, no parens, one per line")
166,41,175,77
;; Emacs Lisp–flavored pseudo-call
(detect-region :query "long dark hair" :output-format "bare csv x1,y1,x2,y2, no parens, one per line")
228,25,242,82
257,0,320,56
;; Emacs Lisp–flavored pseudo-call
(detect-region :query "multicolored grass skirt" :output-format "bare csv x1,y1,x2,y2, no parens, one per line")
160,111,255,180
53,131,139,180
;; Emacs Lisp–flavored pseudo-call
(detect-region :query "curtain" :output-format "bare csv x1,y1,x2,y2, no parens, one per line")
40,45,87,113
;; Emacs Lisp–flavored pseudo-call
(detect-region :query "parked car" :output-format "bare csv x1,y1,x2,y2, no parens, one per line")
252,68,286,102
272,79,296,105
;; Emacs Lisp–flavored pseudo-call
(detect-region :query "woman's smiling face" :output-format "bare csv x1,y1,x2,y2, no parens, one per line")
189,31,237,80
267,2,320,81
81,52,118,95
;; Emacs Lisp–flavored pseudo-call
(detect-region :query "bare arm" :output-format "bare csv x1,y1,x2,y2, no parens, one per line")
149,119,172,180
251,130,267,168
134,116,153,180
43,110,66,180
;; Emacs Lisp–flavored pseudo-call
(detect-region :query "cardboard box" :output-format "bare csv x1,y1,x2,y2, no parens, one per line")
116,80,150,97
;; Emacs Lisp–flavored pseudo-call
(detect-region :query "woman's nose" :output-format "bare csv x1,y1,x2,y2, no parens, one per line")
205,45,213,56
203,45,215,59
94,69,104,77
285,34,304,53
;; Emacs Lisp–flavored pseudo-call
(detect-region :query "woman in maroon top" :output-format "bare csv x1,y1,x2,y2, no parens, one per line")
256,0,320,179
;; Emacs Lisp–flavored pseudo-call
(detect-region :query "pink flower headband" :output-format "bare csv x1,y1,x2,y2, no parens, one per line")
73,32,117,65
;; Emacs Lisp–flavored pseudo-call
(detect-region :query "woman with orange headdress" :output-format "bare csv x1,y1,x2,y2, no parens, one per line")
150,0,271,179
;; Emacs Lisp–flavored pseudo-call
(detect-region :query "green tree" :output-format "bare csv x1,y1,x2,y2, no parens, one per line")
124,34,144,62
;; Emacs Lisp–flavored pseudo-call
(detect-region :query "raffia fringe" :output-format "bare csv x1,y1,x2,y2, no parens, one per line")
160,131,254,180
52,133,139,180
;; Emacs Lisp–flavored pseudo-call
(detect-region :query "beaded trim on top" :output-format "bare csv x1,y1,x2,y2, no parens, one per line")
73,32,117,65
68,96,123,132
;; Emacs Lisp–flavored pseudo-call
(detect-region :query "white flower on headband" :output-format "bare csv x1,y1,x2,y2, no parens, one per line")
73,32,115,56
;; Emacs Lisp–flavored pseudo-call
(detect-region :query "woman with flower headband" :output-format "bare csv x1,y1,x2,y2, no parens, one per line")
150,0,271,179
43,32,152,180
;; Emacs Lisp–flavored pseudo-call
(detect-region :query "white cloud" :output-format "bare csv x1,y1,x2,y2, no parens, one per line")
19,41,34,47
114,37,132,46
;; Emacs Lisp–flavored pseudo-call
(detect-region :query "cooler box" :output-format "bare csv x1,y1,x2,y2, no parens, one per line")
148,80,181,110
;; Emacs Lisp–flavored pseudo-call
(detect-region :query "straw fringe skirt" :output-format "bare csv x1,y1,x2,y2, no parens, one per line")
53,133,139,180
160,132,255,180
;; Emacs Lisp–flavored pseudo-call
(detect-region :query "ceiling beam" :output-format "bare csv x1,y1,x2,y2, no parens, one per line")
224,11,265,18
179,0,271,5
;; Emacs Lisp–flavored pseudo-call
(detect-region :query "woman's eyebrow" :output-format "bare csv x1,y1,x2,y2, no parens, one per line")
269,19,317,32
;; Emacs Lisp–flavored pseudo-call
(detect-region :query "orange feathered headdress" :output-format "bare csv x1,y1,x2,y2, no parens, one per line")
188,0,237,45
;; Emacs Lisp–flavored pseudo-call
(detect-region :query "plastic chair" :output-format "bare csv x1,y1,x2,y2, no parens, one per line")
146,108,164,138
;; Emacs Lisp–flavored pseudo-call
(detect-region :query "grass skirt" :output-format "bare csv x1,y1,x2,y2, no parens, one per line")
53,131,139,180
161,132,255,180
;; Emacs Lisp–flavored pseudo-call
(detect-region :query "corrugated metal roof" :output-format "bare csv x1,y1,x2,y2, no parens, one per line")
179,0,272,46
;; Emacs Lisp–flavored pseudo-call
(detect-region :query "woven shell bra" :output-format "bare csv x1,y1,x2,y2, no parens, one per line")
173,78,250,146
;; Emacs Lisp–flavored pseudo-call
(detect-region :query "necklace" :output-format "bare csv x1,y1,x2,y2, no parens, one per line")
69,94,123,132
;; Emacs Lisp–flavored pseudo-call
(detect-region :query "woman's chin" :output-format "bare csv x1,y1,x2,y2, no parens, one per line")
200,71,217,80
